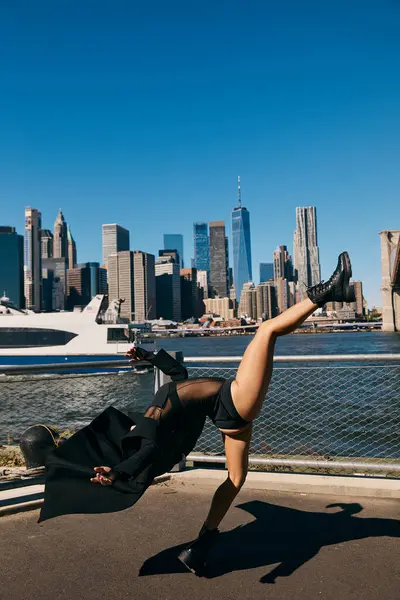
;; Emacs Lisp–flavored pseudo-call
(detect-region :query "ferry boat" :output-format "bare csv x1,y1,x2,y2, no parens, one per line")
0,295,154,373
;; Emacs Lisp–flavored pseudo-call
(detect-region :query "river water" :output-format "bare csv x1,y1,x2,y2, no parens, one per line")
1,332,399,458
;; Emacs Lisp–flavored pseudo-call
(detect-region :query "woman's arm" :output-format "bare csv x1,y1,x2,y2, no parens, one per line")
126,346,188,381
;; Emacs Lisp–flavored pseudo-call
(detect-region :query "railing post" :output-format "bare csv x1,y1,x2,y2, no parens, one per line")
153,350,186,472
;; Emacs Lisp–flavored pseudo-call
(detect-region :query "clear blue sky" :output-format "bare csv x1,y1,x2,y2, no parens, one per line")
1,1,399,307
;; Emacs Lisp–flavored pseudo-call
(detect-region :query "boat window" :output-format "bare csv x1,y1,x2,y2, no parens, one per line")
107,328,128,342
0,328,77,348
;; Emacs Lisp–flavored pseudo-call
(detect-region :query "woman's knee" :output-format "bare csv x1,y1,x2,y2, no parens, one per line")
259,319,278,339
228,470,248,491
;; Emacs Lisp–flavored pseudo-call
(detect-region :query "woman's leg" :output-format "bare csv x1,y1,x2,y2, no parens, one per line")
231,297,317,421
204,425,252,530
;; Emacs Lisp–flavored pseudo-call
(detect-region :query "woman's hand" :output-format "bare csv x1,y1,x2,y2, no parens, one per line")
125,346,154,363
90,466,116,486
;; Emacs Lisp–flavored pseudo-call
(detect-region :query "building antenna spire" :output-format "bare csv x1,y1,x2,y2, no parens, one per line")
237,176,241,208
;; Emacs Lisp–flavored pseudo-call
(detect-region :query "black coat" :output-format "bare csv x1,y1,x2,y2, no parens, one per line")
38,350,206,523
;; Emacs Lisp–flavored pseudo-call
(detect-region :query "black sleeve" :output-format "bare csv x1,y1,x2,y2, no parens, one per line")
148,349,188,381
113,439,157,480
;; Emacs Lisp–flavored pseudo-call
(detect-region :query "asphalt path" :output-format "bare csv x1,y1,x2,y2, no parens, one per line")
0,480,399,600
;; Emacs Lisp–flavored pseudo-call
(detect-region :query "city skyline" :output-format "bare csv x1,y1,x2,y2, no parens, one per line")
1,199,375,310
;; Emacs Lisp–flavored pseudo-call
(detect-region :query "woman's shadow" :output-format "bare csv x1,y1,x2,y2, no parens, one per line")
139,500,400,583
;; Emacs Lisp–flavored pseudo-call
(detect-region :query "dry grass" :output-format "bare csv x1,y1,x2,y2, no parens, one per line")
0,445,25,468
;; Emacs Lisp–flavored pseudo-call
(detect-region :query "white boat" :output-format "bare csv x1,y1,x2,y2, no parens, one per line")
0,295,154,373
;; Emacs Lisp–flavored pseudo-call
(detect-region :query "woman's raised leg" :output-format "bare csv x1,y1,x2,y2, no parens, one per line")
231,297,317,422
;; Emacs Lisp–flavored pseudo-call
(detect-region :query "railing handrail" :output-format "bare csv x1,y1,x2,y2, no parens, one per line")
0,360,144,375
184,354,400,363
1,353,400,375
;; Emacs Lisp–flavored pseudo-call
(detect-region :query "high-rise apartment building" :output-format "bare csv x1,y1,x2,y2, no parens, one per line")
67,226,77,269
239,282,258,319
256,282,278,321
232,177,252,304
293,207,321,298
53,210,68,262
259,262,274,283
41,230,53,259
24,207,42,311
155,256,181,321
163,234,184,268
133,251,156,321
102,224,130,268
0,226,24,308
193,222,210,272
107,251,135,321
209,221,228,298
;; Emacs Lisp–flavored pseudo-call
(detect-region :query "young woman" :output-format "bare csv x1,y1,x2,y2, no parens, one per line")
89,251,355,575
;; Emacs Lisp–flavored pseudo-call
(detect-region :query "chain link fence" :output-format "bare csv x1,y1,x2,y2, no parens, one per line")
187,363,400,477
1,358,399,477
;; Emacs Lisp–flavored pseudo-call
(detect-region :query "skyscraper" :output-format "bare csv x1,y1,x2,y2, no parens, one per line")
293,207,321,298
163,234,184,268
155,256,181,321
209,221,228,297
53,210,68,261
102,224,130,268
78,262,107,298
180,267,198,320
259,262,274,283
24,207,42,311
107,251,135,321
0,226,24,308
41,230,53,259
197,269,208,299
42,257,67,310
256,282,278,320
66,266,91,310
133,251,156,321
239,282,257,319
273,245,294,281
193,222,210,272
67,225,77,269
232,177,252,303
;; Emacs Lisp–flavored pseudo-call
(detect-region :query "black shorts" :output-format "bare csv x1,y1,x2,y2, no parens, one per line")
211,378,251,431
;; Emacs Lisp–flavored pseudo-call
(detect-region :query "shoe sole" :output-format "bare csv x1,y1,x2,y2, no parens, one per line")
342,252,356,303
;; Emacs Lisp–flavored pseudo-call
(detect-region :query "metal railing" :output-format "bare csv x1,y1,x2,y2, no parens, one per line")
1,354,399,477
184,355,400,476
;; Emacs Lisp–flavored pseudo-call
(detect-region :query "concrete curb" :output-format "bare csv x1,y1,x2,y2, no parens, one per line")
168,469,400,499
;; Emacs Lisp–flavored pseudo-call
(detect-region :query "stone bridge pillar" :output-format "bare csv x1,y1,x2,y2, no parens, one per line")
380,230,400,332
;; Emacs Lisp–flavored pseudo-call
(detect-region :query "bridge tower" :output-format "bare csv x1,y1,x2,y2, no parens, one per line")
380,230,400,332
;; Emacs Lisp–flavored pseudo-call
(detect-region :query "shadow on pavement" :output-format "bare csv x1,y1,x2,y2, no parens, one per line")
139,500,400,583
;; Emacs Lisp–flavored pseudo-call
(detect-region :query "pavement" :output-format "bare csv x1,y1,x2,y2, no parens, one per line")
0,477,399,600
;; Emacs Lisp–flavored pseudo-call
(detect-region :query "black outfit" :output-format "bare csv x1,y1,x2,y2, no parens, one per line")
38,350,249,523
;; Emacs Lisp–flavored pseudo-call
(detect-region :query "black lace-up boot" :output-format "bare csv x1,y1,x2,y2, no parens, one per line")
178,524,219,576
307,252,356,307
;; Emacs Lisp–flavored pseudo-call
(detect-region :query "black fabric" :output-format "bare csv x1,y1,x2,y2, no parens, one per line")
38,349,248,524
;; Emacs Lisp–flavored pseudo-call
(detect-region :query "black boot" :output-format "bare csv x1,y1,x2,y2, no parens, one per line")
307,252,356,307
178,524,219,576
